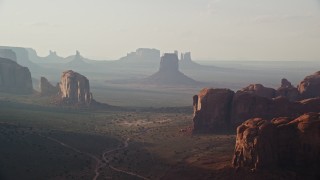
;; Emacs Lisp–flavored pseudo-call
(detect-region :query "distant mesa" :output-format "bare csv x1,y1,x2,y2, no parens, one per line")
119,48,160,64
40,77,59,96
144,53,200,86
192,71,320,133
58,70,93,105
0,57,33,94
233,112,320,171
0,49,17,62
0,46,39,70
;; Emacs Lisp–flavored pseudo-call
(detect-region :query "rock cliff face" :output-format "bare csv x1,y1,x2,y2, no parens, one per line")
40,77,59,96
193,88,320,133
193,88,234,132
0,58,33,94
298,71,320,99
193,71,320,133
0,49,17,62
145,53,199,86
59,70,93,105
232,113,320,170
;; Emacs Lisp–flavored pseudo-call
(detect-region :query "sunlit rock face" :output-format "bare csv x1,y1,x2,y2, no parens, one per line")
298,71,320,99
0,57,33,94
0,49,17,62
40,77,58,96
232,113,320,171
59,70,92,105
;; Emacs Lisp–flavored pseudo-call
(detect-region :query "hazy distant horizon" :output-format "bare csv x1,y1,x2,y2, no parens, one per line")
1,0,320,61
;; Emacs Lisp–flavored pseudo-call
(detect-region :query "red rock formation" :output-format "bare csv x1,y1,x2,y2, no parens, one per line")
193,72,320,133
276,78,299,101
239,84,276,99
59,70,93,105
232,113,320,170
298,71,320,99
193,88,320,133
193,88,234,132
40,77,59,96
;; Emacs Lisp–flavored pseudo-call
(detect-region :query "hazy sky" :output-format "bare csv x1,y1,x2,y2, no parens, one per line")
0,0,319,60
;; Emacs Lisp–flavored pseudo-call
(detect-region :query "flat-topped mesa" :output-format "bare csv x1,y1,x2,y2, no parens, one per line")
0,57,33,94
159,53,179,73
59,70,93,105
232,113,320,171
40,77,59,96
0,49,17,62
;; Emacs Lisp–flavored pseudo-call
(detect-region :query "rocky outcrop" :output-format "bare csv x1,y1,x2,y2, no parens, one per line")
193,71,320,133
0,49,17,62
232,113,320,170
193,88,234,132
40,77,58,96
0,57,33,94
298,71,320,99
276,78,299,101
239,84,276,99
193,87,320,133
59,70,93,105
145,53,200,86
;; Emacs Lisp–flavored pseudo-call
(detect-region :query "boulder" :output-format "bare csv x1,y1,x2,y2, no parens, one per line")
193,88,234,132
298,71,320,99
0,57,33,94
59,70,93,105
40,77,59,96
232,113,320,170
